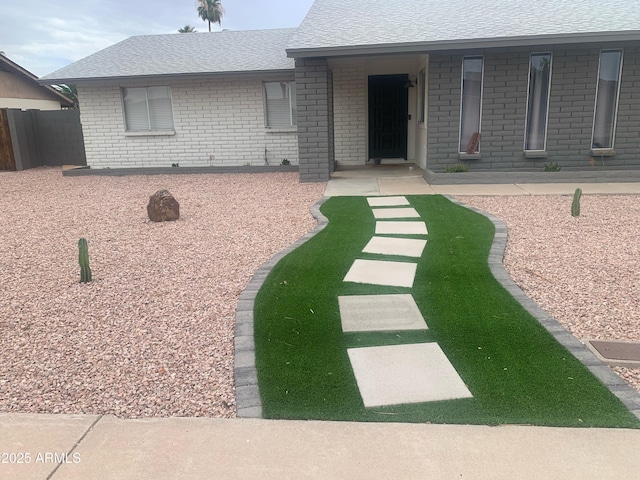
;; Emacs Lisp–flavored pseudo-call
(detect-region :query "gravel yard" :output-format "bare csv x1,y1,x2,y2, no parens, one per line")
2,170,637,419
458,194,640,395
0,168,325,418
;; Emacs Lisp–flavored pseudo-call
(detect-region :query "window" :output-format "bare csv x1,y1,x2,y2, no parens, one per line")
122,86,174,132
264,81,296,127
592,50,623,149
524,53,552,151
459,57,483,153
418,68,426,124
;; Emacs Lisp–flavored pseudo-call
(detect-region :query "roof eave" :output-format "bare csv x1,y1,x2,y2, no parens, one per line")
286,30,640,58
38,68,296,85
1,55,74,107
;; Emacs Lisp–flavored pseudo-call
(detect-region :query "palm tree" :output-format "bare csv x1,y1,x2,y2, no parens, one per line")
178,25,197,33
52,84,79,109
196,0,224,32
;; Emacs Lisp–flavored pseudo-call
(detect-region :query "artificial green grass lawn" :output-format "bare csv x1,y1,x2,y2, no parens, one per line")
253,195,640,427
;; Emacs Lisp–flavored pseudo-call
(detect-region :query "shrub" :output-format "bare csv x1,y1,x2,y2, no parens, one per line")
445,163,470,173
544,162,562,172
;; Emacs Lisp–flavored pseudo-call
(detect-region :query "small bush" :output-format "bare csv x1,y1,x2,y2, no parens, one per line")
445,163,470,173
544,162,561,172
281,159,291,166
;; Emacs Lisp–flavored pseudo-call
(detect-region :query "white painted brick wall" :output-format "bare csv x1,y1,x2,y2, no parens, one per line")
77,74,298,168
332,60,367,165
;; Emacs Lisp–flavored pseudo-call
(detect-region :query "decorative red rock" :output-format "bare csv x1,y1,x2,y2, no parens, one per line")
147,189,180,222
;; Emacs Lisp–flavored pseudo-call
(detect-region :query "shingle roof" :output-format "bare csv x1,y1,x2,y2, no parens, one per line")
40,28,296,83
287,0,640,56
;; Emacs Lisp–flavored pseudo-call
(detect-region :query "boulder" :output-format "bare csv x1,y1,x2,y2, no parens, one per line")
147,189,180,222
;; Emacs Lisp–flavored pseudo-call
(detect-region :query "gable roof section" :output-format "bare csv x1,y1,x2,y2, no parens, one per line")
0,54,74,107
40,28,296,84
287,0,640,57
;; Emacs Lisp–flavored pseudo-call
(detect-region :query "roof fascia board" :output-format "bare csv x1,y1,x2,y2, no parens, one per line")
38,68,296,86
287,31,640,58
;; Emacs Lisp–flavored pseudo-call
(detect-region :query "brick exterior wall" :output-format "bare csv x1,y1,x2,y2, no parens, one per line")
295,58,332,182
332,60,367,165
77,43,640,176
77,74,298,169
427,43,640,171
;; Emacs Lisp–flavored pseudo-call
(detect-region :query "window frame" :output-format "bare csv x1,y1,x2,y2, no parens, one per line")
523,52,552,153
121,86,175,133
417,67,426,125
263,81,297,129
458,56,484,154
591,49,623,151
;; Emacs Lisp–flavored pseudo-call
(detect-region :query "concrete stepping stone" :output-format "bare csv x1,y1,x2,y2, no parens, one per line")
339,294,428,332
372,207,420,219
344,259,417,288
367,196,410,207
347,343,473,407
362,236,427,258
375,221,428,235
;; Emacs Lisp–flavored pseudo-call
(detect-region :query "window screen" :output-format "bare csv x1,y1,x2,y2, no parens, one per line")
123,86,174,131
264,82,296,127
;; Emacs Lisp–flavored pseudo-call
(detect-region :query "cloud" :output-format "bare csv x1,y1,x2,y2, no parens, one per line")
0,0,314,76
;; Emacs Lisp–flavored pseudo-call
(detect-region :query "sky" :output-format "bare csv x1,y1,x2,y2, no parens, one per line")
0,0,316,78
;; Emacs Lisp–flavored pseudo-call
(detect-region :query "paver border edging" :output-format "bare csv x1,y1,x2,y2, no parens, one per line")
234,197,330,418
447,195,640,421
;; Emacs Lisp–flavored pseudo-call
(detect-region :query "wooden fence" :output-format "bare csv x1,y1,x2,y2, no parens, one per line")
0,108,86,170
0,109,16,170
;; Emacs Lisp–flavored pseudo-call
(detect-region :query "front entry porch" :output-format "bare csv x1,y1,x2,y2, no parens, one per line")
295,54,428,182
325,163,431,196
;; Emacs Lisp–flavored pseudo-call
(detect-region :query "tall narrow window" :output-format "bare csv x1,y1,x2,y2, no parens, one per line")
418,67,426,124
592,50,623,149
264,81,296,127
525,53,552,151
122,86,174,132
459,57,483,153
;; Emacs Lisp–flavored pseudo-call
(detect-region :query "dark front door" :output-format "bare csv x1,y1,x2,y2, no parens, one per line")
368,74,408,159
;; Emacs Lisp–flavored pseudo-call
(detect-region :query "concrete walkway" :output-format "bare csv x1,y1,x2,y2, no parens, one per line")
3,413,640,479
4,175,640,479
325,170,640,196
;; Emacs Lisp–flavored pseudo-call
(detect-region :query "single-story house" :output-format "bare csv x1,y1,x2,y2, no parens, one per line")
39,29,300,171
40,0,640,182
1,54,73,110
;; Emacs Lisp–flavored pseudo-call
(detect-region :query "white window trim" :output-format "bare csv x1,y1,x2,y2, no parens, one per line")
591,49,623,151
418,67,426,125
120,86,175,133
458,56,484,154
523,52,552,153
263,81,296,128
124,130,175,137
